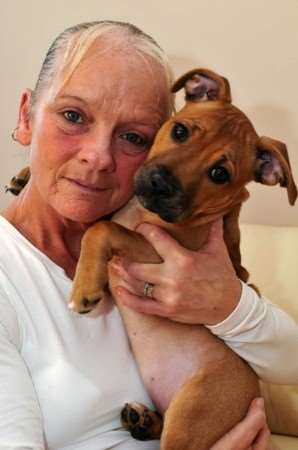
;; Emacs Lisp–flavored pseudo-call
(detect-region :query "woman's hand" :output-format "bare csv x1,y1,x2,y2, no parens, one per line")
112,219,242,326
211,398,271,450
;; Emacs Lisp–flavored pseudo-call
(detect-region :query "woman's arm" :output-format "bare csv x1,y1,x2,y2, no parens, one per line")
206,281,298,384
113,220,298,384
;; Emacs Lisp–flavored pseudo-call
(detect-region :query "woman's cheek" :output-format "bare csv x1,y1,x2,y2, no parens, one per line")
39,114,83,156
47,126,84,160
124,150,149,173
113,154,146,201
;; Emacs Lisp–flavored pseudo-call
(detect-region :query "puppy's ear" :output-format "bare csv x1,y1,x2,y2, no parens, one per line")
171,68,231,103
255,136,297,205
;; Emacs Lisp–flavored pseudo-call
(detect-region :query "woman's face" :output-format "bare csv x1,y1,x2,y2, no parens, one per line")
21,41,169,223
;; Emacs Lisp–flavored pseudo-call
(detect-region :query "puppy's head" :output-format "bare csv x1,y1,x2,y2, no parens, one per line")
135,68,297,223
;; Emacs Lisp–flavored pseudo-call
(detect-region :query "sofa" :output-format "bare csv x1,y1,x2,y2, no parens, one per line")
240,223,298,450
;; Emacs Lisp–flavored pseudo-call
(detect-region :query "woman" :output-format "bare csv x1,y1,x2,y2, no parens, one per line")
1,20,294,449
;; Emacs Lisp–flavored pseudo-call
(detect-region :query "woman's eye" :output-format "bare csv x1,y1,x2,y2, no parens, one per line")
208,165,230,184
121,132,148,147
63,110,83,124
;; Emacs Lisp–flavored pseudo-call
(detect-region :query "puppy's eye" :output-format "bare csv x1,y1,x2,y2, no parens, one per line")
208,165,230,184
171,123,189,142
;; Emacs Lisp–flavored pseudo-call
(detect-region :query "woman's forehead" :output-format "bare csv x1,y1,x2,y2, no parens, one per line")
48,45,170,121
66,43,166,90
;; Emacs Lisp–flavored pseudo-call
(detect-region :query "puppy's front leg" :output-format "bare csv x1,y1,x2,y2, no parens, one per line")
223,206,260,294
70,221,161,314
121,402,163,441
223,205,249,283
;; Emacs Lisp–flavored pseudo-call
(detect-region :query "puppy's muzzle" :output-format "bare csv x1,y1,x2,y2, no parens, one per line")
135,165,187,222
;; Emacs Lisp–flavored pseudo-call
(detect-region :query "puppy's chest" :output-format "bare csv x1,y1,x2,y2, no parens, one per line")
112,197,210,252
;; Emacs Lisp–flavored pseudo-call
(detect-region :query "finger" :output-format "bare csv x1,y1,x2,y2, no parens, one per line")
110,254,163,287
248,397,266,417
252,425,271,450
124,260,165,285
211,398,266,450
109,259,146,294
235,399,267,448
136,223,187,261
111,260,167,305
115,286,168,317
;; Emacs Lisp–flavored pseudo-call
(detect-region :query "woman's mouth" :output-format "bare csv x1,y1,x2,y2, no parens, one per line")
65,177,112,194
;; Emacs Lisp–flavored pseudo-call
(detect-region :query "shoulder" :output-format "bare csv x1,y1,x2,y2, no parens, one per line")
0,216,45,349
0,216,31,266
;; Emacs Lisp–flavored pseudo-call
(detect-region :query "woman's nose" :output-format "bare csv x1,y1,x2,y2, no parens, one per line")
78,130,116,172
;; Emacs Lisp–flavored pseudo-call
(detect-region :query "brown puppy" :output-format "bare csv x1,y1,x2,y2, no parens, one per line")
7,69,297,449
68,69,297,449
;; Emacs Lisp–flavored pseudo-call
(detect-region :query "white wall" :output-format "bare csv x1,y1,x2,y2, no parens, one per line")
1,0,297,225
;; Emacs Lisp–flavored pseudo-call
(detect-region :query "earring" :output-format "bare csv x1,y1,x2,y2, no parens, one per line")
11,128,18,142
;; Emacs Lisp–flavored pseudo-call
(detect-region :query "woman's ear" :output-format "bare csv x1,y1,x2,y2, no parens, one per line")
16,89,33,146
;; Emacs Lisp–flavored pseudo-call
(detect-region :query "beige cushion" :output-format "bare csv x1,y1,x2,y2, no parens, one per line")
271,434,298,450
240,224,298,438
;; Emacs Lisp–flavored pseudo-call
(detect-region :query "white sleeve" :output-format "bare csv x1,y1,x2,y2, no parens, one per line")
0,293,46,449
206,282,298,384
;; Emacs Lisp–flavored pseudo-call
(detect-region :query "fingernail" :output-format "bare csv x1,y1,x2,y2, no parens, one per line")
109,263,120,275
109,258,124,273
111,256,123,265
255,397,264,408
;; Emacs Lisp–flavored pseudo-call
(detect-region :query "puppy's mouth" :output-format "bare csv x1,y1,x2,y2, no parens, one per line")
134,165,188,223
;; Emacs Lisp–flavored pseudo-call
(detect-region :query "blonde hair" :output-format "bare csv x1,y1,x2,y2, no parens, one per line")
31,21,174,115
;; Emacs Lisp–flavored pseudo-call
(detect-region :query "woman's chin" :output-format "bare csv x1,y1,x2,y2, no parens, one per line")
68,209,110,224
52,202,112,224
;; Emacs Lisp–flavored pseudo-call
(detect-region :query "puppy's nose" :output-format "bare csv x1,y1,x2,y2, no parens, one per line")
138,165,181,197
148,168,175,196
135,164,186,222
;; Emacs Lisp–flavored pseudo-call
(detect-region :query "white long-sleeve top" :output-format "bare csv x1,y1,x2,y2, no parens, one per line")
0,216,297,450
207,281,298,384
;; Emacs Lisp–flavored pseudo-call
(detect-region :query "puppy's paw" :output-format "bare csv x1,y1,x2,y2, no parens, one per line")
69,288,105,314
121,402,162,441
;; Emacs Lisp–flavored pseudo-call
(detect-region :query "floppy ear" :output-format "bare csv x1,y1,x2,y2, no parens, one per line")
255,136,297,205
171,68,231,103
